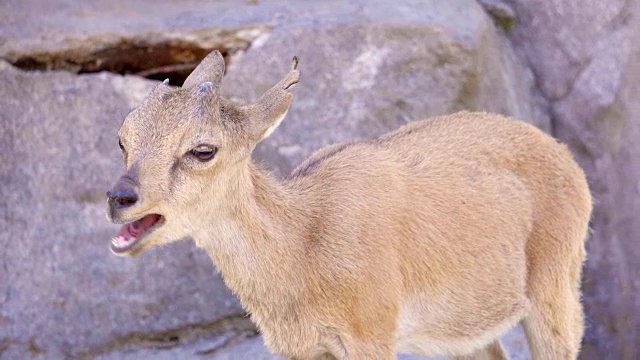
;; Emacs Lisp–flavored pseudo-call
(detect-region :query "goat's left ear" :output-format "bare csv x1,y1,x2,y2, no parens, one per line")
244,57,300,142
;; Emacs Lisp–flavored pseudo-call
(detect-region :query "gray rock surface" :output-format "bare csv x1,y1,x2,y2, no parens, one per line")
0,64,246,359
478,1,640,358
222,0,546,176
1,0,638,359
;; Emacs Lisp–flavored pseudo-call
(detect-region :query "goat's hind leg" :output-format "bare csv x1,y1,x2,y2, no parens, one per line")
521,226,587,360
451,340,508,360
522,290,583,360
522,242,585,359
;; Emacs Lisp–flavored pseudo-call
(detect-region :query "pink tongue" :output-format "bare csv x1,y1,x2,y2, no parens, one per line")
118,214,161,240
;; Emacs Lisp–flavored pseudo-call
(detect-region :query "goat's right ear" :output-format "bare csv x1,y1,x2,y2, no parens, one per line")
244,57,300,142
182,51,225,89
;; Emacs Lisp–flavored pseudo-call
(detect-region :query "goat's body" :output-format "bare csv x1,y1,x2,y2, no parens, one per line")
217,112,590,359
109,51,591,359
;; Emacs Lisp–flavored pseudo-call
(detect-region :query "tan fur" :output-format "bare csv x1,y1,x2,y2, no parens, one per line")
107,51,592,360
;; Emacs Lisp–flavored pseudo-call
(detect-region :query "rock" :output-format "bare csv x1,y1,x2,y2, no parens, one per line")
93,318,257,360
222,1,546,176
0,1,268,84
0,26,268,83
1,0,637,358
0,64,245,359
478,0,640,357
0,0,540,355
211,336,284,360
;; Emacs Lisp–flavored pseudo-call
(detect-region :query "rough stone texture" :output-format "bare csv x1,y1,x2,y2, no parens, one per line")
1,0,638,359
210,337,284,360
477,1,640,358
0,2,269,84
222,1,546,176
0,64,245,359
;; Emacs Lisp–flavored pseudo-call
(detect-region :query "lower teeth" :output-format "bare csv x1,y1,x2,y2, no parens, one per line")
112,237,131,247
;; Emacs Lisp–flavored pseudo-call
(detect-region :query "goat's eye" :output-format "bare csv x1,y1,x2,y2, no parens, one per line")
118,138,125,152
191,145,217,162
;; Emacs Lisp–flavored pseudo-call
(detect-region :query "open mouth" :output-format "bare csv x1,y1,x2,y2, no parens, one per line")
111,214,164,254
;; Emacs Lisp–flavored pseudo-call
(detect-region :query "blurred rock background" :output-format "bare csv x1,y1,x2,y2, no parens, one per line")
0,0,637,359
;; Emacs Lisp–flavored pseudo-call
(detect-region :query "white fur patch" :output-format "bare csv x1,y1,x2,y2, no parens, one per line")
395,307,527,357
261,110,288,140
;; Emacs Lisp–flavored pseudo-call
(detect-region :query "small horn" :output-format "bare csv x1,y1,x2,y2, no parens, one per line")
291,56,299,70
197,81,215,95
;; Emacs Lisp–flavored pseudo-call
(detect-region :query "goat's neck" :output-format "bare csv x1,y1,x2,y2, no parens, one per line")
196,161,310,311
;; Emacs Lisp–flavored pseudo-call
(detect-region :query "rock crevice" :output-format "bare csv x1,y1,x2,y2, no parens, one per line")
78,315,257,360
1,25,269,85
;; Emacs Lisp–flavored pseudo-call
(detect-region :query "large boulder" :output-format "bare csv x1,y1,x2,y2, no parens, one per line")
479,0,640,357
223,1,546,175
1,0,638,358
0,1,539,358
0,63,249,359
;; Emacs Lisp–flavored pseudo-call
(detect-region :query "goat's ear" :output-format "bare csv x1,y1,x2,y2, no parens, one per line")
244,57,300,142
182,51,225,89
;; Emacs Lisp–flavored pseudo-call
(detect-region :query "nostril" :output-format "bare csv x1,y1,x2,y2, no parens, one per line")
107,188,138,207
116,194,138,206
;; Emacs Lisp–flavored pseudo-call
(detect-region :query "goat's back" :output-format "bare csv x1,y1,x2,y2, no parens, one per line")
287,111,591,355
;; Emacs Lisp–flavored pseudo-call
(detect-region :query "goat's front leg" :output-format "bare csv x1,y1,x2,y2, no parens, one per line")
297,344,393,360
337,340,395,360
289,353,338,360
311,353,339,360
451,340,509,360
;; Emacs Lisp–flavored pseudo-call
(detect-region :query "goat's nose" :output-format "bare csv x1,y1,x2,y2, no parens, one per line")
106,187,138,208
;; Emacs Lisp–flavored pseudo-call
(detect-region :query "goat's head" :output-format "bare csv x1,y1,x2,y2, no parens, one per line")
106,51,299,256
